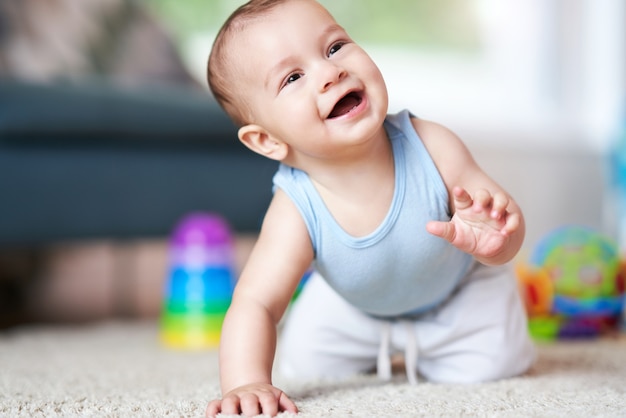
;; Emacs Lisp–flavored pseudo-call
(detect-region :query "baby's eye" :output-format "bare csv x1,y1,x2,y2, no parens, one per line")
286,73,302,84
280,72,303,90
328,42,346,57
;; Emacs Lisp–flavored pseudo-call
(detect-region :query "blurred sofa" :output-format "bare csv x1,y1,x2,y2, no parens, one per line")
0,80,278,247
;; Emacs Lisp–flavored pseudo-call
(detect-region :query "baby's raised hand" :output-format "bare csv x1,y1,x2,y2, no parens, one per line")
206,383,297,417
426,186,520,261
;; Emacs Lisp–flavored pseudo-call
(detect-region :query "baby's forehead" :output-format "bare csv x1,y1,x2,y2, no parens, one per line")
225,16,277,66
229,0,336,41
224,13,273,60
224,21,265,72
221,1,340,82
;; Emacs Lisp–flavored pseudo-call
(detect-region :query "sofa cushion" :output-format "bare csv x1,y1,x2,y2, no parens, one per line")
0,80,239,148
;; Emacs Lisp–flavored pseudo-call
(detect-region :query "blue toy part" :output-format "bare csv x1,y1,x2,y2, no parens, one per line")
552,294,624,317
165,267,234,309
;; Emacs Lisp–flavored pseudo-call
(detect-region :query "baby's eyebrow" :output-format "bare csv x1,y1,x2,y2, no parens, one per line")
264,56,295,89
322,23,344,37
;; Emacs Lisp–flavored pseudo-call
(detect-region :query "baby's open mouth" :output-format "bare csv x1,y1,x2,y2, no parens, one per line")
328,91,363,119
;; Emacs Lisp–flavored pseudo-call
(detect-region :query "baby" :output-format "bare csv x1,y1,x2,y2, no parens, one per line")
206,0,535,416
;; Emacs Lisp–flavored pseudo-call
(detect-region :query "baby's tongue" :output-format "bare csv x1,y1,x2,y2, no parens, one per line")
329,95,360,118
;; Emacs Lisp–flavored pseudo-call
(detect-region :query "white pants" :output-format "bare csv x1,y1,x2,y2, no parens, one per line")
278,262,535,383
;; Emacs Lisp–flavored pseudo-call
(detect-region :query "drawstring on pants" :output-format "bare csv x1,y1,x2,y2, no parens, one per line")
403,321,419,385
377,322,392,381
377,321,419,385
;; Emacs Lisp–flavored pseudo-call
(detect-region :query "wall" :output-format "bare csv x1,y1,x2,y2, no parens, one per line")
470,141,606,253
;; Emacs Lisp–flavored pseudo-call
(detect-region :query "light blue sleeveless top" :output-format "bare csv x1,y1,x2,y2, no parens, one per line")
273,110,474,317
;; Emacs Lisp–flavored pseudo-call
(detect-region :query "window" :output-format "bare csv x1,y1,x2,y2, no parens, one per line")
150,0,625,152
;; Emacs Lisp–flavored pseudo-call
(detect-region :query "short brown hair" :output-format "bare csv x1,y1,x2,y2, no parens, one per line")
207,0,290,126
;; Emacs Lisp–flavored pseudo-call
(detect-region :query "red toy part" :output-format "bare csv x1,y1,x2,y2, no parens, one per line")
516,263,553,316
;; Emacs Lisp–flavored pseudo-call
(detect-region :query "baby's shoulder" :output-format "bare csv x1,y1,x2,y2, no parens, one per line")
408,117,466,156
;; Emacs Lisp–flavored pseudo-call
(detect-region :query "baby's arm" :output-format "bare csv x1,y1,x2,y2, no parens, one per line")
413,118,525,266
206,190,313,417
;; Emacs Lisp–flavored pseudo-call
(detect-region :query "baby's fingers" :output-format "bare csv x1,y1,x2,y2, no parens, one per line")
452,186,473,211
471,189,494,213
205,399,224,418
490,192,510,220
426,220,456,243
501,212,521,236
218,394,243,416
240,393,264,417
278,391,298,414
257,389,297,416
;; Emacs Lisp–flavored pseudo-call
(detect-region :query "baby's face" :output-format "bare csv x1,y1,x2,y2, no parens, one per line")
234,0,388,164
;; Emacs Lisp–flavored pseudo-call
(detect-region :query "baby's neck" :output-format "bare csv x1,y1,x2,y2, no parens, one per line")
308,136,395,237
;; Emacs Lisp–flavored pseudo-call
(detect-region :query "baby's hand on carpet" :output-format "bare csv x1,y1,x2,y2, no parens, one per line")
206,383,297,417
426,186,520,262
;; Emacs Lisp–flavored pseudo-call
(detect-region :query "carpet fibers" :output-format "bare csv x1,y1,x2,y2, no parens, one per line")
1,321,625,417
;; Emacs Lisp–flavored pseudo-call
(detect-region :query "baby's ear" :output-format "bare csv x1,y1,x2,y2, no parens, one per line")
238,124,288,161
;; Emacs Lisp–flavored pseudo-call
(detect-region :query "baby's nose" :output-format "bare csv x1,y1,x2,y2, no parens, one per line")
319,63,347,92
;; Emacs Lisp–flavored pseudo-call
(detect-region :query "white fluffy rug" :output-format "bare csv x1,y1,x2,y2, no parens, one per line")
1,321,625,417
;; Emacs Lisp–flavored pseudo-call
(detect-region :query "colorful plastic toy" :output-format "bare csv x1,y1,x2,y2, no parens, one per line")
608,105,626,333
160,213,236,349
517,225,625,340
